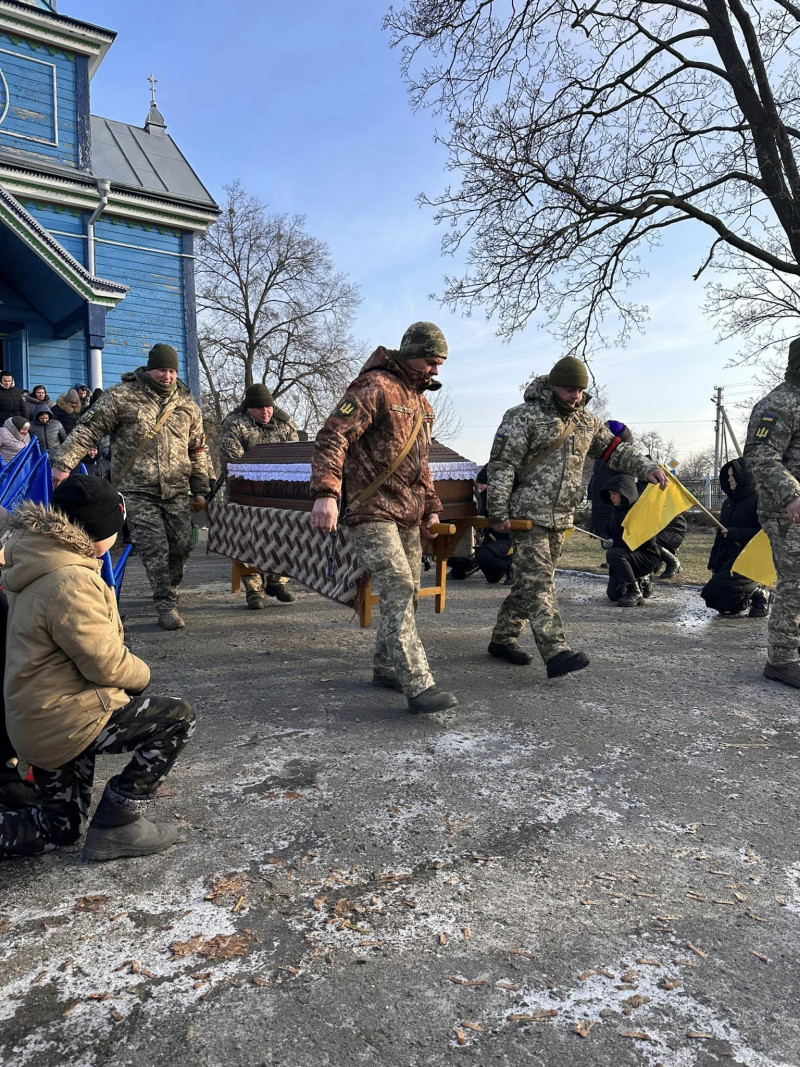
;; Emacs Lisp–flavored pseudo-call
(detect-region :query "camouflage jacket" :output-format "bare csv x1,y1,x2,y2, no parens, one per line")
310,347,442,528
743,379,800,521
219,405,299,476
487,377,658,530
51,368,209,499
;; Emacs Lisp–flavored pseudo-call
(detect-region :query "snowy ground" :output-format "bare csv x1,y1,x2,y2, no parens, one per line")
1,551,798,1066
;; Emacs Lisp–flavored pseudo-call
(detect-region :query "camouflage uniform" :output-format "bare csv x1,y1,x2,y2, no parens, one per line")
744,379,800,664
311,332,446,697
51,368,209,616
0,693,195,857
488,376,657,662
219,405,299,598
348,522,434,697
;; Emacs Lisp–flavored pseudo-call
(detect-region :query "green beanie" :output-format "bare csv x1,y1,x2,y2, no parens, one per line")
243,383,274,408
147,343,179,372
549,356,589,389
398,321,448,361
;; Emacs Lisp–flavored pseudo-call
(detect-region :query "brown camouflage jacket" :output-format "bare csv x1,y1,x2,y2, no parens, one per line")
487,376,657,530
744,379,800,520
51,368,209,499
219,405,299,476
310,347,441,527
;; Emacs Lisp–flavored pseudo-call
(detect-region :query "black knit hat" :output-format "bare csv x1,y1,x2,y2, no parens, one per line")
11,416,29,432
52,475,124,542
243,383,274,407
147,343,180,371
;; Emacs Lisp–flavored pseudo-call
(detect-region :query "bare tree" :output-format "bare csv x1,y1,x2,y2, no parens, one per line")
680,449,716,481
429,386,463,443
637,430,677,464
197,181,363,431
385,2,800,365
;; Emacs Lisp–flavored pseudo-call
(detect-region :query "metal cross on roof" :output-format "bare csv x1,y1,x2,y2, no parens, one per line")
147,73,158,106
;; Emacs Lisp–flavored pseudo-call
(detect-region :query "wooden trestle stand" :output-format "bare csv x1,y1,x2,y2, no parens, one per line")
357,517,533,628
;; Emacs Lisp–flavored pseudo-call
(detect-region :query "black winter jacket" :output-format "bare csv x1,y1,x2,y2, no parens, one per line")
601,473,660,560
708,458,760,573
0,386,26,421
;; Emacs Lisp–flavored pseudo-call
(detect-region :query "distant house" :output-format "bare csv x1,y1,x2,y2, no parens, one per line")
0,0,218,397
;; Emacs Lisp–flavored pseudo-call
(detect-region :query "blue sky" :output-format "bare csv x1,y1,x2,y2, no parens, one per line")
71,0,753,465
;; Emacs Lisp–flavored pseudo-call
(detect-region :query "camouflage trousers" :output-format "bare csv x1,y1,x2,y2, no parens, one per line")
126,493,194,614
491,524,570,663
0,694,195,858
762,519,800,663
348,522,435,698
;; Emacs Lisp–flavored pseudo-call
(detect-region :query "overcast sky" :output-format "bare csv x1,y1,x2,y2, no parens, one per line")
71,0,755,465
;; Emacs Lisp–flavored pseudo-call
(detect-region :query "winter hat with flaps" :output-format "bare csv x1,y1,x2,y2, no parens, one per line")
549,356,589,389
147,343,180,372
398,322,448,361
786,337,800,384
52,475,124,542
244,383,274,408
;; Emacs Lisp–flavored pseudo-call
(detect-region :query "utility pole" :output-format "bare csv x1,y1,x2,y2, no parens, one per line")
712,385,723,481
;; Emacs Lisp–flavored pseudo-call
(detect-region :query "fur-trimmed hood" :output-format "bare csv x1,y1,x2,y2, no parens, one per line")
3,501,99,594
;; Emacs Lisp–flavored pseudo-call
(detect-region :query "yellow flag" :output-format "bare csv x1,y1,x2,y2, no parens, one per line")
563,527,575,543
622,477,698,550
731,529,777,587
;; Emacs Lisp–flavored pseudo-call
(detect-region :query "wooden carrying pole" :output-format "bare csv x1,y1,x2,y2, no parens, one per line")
471,518,534,531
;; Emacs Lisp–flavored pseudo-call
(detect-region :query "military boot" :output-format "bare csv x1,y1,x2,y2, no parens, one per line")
246,592,266,610
659,549,682,579
640,575,654,599
83,783,179,862
764,661,800,688
616,583,644,607
748,589,772,618
266,578,294,603
407,686,458,714
488,641,532,665
546,650,590,678
158,608,185,630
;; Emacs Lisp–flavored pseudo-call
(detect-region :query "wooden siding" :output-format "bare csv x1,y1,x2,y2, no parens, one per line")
94,217,188,384
0,32,80,169
0,275,86,393
22,199,86,266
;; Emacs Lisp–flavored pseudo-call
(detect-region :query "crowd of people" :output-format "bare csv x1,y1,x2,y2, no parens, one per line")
1,328,798,866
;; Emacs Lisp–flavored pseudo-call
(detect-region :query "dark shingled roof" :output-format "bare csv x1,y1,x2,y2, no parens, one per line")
90,115,217,209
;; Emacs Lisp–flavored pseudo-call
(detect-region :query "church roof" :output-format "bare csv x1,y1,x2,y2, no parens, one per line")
90,115,217,210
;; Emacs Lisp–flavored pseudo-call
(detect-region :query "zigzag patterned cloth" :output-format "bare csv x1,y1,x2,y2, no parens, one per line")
207,501,364,607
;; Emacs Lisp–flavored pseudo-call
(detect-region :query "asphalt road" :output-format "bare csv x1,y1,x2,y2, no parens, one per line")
1,549,798,1067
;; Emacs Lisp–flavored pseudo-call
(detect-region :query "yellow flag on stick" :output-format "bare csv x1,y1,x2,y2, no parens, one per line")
563,527,575,543
622,476,699,550
731,529,777,587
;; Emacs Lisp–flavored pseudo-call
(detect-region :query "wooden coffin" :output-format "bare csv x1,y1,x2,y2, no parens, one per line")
227,440,478,520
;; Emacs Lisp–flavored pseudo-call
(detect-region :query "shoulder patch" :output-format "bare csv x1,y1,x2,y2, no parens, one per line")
490,432,507,460
754,412,776,441
334,397,361,419
78,409,94,424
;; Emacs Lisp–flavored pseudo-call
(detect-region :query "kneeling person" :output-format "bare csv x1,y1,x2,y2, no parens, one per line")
602,475,660,605
0,476,195,861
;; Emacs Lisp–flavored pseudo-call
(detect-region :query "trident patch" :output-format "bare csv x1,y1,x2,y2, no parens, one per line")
754,412,776,441
335,397,359,419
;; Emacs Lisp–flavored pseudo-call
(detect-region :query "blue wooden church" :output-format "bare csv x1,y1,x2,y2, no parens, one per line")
0,0,218,398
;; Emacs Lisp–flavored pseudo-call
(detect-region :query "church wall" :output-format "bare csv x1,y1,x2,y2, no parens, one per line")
22,199,86,265
0,275,87,394
94,216,189,385
0,32,85,171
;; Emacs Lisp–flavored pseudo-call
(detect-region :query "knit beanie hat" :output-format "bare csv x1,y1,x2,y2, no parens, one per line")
398,321,448,361
11,416,29,432
606,419,632,442
549,357,589,389
64,388,80,405
147,343,180,372
244,383,274,408
52,475,124,542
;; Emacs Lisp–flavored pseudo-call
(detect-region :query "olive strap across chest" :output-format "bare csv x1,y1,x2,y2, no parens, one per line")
515,418,578,484
344,408,425,517
111,403,177,489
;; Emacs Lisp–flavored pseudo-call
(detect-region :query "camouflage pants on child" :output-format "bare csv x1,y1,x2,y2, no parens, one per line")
348,521,435,698
0,693,195,857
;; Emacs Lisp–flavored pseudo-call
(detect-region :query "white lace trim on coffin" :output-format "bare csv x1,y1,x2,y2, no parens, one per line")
227,460,478,483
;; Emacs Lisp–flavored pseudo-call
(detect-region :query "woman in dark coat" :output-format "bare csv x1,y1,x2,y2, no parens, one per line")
30,405,66,455
602,473,661,605
24,385,51,421
700,458,768,616
589,420,632,538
